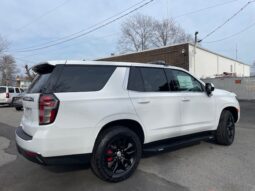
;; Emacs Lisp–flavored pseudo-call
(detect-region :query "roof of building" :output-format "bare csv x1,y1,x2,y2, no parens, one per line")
96,42,250,67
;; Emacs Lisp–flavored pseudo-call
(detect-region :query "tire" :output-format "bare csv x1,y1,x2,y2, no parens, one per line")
215,110,235,145
91,126,142,182
15,107,22,111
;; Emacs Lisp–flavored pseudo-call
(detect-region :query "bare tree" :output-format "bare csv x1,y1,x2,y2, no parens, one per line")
25,64,36,81
0,55,18,86
118,14,155,53
117,14,193,53
151,18,193,47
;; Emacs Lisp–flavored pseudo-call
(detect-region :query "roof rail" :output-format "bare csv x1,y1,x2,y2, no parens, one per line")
148,60,167,66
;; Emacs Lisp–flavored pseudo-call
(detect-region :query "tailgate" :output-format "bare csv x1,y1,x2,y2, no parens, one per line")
21,63,60,136
0,87,7,102
22,94,41,136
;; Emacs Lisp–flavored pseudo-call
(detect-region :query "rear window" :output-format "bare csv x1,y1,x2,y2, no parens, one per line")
0,87,6,93
27,64,63,93
54,65,116,92
9,87,14,93
27,73,51,93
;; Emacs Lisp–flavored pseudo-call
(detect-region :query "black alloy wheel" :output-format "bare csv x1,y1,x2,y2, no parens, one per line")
91,126,142,182
104,135,137,177
215,110,235,145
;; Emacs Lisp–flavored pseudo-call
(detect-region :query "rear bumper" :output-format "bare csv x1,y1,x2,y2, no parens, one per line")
16,143,91,165
15,126,92,165
0,98,12,104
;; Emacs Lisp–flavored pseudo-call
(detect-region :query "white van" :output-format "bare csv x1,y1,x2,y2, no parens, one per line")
0,86,24,106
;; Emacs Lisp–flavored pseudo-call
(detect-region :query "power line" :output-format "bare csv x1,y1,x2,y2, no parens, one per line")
11,0,149,52
173,0,240,19
14,32,119,58
201,0,255,41
203,21,255,43
8,0,70,36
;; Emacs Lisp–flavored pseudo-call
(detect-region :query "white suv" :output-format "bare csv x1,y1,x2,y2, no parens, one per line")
16,60,240,182
0,86,24,106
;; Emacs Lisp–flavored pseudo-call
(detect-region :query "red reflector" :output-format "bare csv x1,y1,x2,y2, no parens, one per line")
6,92,9,98
25,151,37,158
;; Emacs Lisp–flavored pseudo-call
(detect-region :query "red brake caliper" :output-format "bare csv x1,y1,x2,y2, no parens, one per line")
106,149,113,162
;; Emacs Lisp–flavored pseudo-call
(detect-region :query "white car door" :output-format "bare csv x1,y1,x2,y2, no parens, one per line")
128,67,182,143
169,69,215,135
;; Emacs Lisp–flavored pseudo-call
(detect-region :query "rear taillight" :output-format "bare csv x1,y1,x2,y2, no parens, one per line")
39,94,59,125
6,92,9,98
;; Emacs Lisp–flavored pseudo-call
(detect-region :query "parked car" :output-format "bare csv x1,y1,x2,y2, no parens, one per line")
0,86,24,106
12,91,26,111
16,60,240,182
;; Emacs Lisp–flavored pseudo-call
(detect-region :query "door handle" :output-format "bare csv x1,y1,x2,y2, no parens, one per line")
137,100,150,104
182,98,190,102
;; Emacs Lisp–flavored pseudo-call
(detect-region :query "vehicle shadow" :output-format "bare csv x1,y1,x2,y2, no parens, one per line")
42,163,91,173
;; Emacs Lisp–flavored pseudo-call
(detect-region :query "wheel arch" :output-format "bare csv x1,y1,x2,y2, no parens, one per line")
221,106,239,123
96,119,145,144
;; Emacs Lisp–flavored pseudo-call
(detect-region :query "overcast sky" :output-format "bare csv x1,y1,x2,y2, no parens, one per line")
0,0,254,70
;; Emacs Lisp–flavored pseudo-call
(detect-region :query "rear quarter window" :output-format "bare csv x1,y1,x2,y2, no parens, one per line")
54,65,116,92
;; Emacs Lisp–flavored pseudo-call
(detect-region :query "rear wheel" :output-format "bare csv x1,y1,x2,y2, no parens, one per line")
215,110,235,145
91,126,142,182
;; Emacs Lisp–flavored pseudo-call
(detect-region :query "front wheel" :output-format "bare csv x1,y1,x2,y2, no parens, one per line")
91,126,142,182
215,110,235,145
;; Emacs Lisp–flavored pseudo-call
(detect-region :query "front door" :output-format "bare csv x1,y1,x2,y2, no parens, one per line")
166,69,215,135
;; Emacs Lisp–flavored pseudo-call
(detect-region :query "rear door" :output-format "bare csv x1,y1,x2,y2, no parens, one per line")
128,67,182,142
21,64,62,136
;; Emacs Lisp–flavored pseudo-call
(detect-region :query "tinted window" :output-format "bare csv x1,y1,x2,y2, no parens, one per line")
128,67,145,91
9,87,14,93
54,65,116,92
166,69,203,92
28,73,51,93
140,68,169,92
0,87,6,93
20,89,24,92
15,88,20,93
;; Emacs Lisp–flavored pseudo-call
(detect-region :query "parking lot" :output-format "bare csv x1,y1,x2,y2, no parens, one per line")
0,101,254,191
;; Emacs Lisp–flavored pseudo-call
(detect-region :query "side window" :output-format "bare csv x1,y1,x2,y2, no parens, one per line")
166,69,203,92
140,68,169,92
54,65,116,92
15,88,20,93
9,87,14,93
128,67,145,92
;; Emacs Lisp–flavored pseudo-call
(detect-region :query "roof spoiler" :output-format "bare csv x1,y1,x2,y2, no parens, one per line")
32,62,55,74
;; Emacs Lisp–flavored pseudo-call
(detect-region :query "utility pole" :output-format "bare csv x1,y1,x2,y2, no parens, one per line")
193,31,199,74
235,44,238,60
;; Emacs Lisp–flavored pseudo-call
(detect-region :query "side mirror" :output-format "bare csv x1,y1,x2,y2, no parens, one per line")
205,83,215,96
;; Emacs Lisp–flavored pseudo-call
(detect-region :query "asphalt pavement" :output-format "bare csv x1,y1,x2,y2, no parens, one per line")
0,101,254,191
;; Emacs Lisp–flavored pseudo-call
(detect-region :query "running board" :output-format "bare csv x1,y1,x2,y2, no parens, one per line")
143,132,214,155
